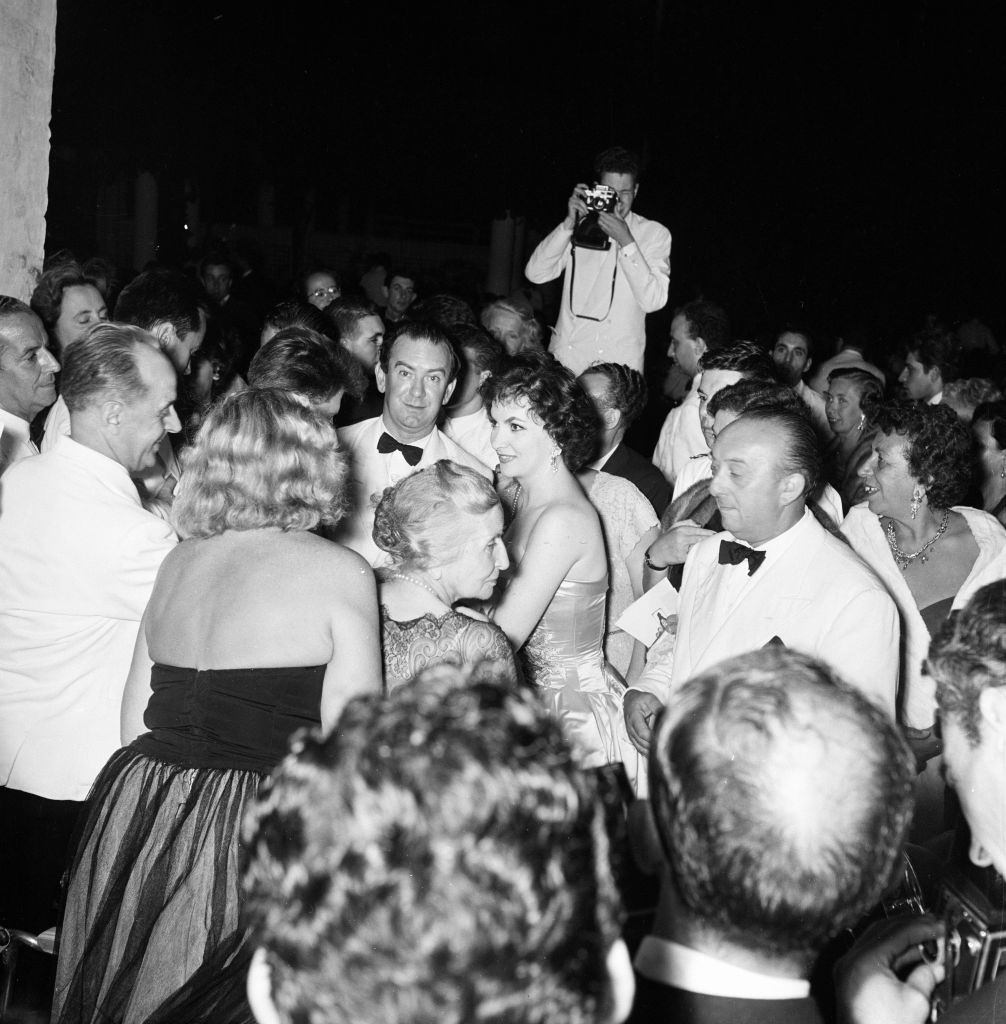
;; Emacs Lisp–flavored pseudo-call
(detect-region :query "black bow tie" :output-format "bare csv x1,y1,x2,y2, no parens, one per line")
377,432,423,466
718,539,767,576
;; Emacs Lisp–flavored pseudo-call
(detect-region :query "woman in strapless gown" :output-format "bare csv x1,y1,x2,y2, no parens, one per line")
51,389,382,1024
482,355,637,781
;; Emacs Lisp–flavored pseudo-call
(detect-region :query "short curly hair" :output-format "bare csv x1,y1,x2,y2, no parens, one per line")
373,461,500,571
172,388,348,539
580,361,647,427
242,665,622,1024
481,353,600,471
30,260,95,333
868,399,975,510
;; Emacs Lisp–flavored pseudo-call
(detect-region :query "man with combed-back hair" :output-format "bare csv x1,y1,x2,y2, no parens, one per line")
625,408,899,760
241,664,635,1024
628,647,914,1024
579,361,671,517
0,322,177,933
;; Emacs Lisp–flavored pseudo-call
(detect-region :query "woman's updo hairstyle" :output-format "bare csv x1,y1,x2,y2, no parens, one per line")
481,352,600,471
372,461,500,570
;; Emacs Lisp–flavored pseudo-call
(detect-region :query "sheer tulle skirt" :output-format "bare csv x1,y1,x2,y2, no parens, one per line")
51,745,262,1024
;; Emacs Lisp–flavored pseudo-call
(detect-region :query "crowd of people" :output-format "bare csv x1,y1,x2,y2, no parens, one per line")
1,143,1005,1023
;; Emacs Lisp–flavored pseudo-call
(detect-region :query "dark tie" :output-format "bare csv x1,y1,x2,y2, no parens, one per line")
718,539,767,576
377,432,423,466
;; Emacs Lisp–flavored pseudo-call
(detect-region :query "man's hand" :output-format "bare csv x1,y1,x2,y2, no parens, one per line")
647,520,716,569
835,916,945,1024
624,691,663,755
597,210,634,248
564,184,590,229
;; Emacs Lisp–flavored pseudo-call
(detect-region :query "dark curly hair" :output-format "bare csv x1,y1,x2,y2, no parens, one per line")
481,353,600,471
580,361,647,427
30,260,97,333
868,400,975,510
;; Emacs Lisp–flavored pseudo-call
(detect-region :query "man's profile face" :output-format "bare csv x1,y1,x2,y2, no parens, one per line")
376,333,456,440
385,276,416,318
898,351,940,401
599,171,638,219
942,712,1006,875
341,314,384,373
668,313,704,378
202,264,232,305
772,332,812,387
164,310,207,375
117,346,181,474
0,312,60,420
709,418,791,545
697,368,743,446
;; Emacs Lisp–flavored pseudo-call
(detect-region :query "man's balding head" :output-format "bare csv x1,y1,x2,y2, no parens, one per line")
0,299,60,420
649,648,914,965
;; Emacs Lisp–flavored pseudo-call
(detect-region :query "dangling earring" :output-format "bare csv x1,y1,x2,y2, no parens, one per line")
550,446,561,473
1000,458,1005,480
858,414,866,432
910,490,922,519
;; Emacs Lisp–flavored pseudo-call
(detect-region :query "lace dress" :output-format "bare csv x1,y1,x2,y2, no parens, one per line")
522,577,638,783
381,607,516,691
51,664,324,1024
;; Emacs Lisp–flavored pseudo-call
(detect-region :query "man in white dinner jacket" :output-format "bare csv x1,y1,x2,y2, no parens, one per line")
624,407,899,756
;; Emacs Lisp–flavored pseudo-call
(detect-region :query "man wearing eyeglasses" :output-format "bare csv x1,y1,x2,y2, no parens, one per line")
525,146,671,376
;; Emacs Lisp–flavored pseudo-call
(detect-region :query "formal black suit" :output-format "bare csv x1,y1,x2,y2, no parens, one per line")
627,975,825,1024
600,441,671,517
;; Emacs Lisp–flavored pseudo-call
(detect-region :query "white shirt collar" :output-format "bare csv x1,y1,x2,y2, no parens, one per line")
928,390,943,406
589,439,620,471
740,506,813,558
634,936,810,1000
0,405,31,443
378,415,436,451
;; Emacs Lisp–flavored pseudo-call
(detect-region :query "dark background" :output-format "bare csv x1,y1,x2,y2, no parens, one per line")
44,0,1003,341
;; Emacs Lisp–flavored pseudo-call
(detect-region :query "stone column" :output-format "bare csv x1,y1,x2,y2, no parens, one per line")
0,0,58,300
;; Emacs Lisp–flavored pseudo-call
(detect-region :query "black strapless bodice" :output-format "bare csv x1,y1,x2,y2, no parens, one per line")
132,663,325,772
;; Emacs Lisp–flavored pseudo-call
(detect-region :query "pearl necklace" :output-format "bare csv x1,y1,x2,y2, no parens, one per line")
885,510,951,571
390,573,441,599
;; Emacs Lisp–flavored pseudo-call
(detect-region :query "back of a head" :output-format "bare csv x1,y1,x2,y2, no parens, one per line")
699,338,775,378
249,327,362,402
325,296,376,340
115,268,203,336
649,647,914,962
264,301,337,341
60,322,157,414
581,362,647,426
452,323,506,377
681,300,731,354
409,293,478,330
242,665,622,1024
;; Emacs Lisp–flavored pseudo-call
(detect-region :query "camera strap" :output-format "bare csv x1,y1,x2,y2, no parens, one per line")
569,243,618,322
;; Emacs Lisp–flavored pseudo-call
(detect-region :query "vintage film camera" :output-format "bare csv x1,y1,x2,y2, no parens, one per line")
572,183,619,250
929,863,1006,1017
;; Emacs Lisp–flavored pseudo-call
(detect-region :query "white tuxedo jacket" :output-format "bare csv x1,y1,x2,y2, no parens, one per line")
634,509,899,717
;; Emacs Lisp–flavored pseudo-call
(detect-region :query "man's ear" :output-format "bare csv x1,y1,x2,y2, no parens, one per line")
779,472,807,508
606,939,636,1024
148,321,178,348
694,337,708,362
247,948,282,1024
477,368,492,387
443,378,457,405
602,406,622,431
375,364,387,395
101,399,124,429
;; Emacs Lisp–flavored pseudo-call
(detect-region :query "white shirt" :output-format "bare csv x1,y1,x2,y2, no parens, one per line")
634,936,810,1000
442,407,497,470
652,383,706,485
0,405,38,475
0,435,177,801
525,211,671,375
336,415,492,567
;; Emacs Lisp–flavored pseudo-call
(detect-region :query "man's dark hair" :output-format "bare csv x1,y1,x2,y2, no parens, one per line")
594,146,641,182
453,324,506,377
242,664,622,1024
729,407,822,497
905,325,960,384
707,378,806,421
61,323,156,413
680,300,731,354
776,323,816,361
114,268,204,337
580,362,648,428
649,647,914,961
198,253,233,278
930,580,1006,746
30,260,95,333
409,294,478,330
378,320,461,383
699,338,775,377
264,301,338,343
249,327,363,402
325,297,378,342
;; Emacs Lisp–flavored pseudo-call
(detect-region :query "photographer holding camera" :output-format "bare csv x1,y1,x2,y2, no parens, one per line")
835,578,1006,1023
525,146,671,375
